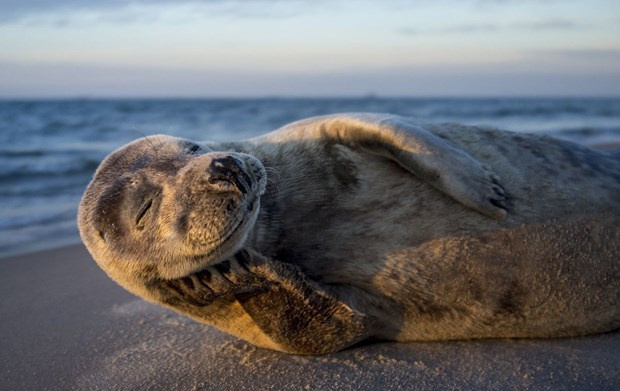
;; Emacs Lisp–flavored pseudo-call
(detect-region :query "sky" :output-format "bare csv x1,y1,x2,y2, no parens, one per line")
0,0,619,97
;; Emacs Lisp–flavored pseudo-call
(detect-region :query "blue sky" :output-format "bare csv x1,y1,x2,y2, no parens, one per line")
0,0,619,97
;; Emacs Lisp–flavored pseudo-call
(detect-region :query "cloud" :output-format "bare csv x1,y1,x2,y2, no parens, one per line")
398,18,585,36
511,19,584,31
0,0,301,24
0,0,140,22
529,49,620,62
398,24,499,35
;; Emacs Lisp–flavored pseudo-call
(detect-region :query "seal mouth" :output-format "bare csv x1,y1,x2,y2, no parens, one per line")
159,193,260,279
188,194,259,262
209,198,256,246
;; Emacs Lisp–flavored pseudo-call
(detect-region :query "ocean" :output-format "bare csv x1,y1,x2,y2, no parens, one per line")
1,97,619,258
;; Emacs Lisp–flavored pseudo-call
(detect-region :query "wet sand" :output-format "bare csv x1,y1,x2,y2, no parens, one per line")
1,244,618,390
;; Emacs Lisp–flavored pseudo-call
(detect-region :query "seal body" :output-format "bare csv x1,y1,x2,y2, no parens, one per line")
78,114,620,354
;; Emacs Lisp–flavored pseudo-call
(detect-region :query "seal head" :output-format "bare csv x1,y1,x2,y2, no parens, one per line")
78,135,267,289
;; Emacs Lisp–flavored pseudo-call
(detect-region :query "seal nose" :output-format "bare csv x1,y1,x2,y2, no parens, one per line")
208,156,250,194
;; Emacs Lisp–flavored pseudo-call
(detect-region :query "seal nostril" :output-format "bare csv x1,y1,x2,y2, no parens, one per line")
208,156,249,194
215,156,242,171
208,175,229,185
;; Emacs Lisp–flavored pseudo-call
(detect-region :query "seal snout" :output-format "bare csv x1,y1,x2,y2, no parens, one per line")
208,156,252,195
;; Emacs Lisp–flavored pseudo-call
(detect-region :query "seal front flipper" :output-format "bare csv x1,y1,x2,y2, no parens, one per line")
234,249,373,354
154,249,375,354
153,253,271,308
272,113,508,219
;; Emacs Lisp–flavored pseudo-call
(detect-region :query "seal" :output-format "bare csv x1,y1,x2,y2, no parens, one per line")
78,113,620,354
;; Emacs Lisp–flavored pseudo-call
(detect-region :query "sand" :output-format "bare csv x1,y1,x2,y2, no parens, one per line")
1,244,618,391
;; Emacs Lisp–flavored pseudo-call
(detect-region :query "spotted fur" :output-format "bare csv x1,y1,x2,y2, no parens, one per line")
79,114,620,354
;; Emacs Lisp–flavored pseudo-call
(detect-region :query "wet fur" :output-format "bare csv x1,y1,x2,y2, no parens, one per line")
79,114,620,354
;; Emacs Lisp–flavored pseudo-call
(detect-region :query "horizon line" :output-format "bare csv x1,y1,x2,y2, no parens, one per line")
1,94,620,101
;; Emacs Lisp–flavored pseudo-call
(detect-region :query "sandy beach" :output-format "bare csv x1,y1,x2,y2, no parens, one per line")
0,244,617,390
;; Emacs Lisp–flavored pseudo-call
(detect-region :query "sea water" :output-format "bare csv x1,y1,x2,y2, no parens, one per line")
1,97,619,258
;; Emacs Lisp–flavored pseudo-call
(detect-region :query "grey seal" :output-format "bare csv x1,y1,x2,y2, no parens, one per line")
78,113,620,354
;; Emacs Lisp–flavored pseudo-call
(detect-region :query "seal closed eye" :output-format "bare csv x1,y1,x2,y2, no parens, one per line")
135,199,153,228
78,114,620,355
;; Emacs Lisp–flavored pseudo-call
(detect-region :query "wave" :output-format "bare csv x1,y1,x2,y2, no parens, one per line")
426,104,620,119
0,210,76,231
0,149,47,157
0,176,91,197
0,157,101,182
